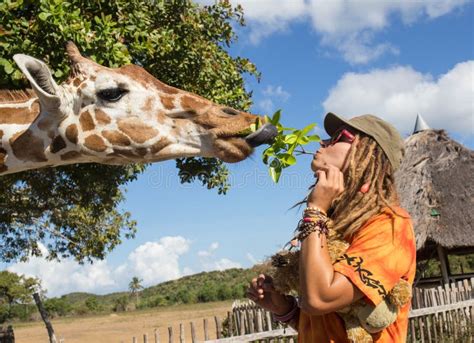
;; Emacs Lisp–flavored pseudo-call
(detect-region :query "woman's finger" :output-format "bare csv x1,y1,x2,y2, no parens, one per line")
338,169,344,191
317,170,327,184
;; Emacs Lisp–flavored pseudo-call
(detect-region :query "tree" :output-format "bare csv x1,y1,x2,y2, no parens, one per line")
0,0,259,263
0,270,39,323
44,297,73,317
128,276,143,305
113,295,129,312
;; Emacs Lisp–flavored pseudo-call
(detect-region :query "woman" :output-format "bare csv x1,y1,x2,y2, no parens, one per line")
247,112,416,342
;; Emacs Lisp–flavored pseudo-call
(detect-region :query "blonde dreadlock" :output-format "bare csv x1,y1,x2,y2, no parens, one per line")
329,133,403,239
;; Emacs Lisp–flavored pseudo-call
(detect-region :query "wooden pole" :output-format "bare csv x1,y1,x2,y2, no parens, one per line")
190,322,196,343
215,316,222,339
179,323,184,343
154,328,160,343
203,319,209,341
437,245,450,284
33,292,57,343
168,326,173,343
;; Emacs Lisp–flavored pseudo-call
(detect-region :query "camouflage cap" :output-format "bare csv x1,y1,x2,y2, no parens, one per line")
324,112,405,171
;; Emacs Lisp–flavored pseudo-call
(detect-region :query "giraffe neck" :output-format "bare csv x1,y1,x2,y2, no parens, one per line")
0,89,85,175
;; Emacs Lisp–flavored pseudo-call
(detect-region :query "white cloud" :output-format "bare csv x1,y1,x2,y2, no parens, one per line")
322,61,474,137
121,237,191,287
7,237,245,297
8,244,115,297
258,98,274,114
246,252,258,265
198,242,242,271
258,85,290,114
8,236,192,297
263,86,291,102
198,0,470,64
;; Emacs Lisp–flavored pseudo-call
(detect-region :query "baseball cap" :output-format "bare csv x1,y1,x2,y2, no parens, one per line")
324,112,405,171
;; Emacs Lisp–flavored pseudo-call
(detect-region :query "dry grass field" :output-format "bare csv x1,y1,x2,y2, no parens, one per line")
13,300,234,343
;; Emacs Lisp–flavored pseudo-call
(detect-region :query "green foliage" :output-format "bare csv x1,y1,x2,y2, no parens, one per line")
448,253,474,275
44,296,73,317
0,0,258,263
261,111,320,183
176,157,230,194
112,295,129,312
0,270,39,323
84,296,101,312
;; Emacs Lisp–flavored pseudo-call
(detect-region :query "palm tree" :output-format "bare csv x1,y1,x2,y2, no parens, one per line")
128,276,143,305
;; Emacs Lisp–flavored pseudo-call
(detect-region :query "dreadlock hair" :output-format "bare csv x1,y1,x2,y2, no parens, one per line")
329,133,403,239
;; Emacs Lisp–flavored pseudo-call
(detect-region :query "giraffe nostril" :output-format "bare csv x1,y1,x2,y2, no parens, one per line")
221,108,239,116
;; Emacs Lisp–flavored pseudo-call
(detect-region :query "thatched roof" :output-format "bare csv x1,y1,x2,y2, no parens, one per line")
395,129,474,253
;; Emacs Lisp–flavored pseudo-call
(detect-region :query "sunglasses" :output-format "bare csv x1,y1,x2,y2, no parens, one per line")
321,128,355,147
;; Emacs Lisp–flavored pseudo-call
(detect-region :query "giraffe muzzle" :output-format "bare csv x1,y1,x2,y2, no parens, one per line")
245,123,278,147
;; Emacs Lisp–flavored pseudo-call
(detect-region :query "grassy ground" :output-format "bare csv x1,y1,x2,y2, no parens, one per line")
13,300,234,343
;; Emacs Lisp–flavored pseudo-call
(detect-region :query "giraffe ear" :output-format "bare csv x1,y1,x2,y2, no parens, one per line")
13,54,61,112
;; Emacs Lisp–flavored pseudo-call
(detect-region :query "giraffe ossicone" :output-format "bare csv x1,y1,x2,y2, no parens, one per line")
0,42,277,175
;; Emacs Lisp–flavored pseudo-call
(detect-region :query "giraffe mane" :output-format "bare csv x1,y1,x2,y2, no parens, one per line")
0,89,36,103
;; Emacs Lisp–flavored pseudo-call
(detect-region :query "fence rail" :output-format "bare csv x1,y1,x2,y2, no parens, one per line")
122,278,474,343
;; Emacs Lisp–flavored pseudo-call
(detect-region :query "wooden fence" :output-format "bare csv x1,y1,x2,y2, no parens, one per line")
124,278,474,343
0,326,14,343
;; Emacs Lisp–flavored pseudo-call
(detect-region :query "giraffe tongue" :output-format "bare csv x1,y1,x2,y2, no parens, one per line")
245,123,278,147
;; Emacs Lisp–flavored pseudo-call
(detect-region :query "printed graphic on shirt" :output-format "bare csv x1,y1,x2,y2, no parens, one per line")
335,253,388,298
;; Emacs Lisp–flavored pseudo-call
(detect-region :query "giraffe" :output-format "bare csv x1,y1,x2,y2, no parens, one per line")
0,42,277,175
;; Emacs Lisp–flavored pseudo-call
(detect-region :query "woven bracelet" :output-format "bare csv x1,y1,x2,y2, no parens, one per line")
271,296,299,323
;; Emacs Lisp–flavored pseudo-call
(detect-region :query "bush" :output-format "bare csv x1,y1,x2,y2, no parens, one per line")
85,297,102,312
113,295,129,312
44,297,72,318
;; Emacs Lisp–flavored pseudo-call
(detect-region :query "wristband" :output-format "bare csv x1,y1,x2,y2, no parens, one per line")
271,296,299,323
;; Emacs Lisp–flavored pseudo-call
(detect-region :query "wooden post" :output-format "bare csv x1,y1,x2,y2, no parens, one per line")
154,329,160,343
239,311,245,335
168,326,173,343
133,337,137,343
436,245,450,284
190,322,196,343
33,292,57,343
266,311,273,331
203,319,209,341
256,309,263,332
144,333,148,343
179,323,184,343
214,316,222,339
227,311,233,336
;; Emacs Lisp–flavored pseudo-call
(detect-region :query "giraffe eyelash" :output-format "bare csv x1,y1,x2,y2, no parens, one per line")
96,88,129,102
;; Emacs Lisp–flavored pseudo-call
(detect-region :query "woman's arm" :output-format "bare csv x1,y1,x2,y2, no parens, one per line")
299,230,363,315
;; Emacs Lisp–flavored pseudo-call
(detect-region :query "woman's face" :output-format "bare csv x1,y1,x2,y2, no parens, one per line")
311,128,354,172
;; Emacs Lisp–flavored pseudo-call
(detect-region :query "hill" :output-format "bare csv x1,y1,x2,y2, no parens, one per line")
46,268,257,317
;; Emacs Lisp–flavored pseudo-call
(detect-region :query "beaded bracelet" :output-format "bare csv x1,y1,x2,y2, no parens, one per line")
304,206,327,217
271,296,299,323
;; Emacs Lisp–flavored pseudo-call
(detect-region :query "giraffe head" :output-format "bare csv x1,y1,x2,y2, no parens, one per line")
11,42,276,169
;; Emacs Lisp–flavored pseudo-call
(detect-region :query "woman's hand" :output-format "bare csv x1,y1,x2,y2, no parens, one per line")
246,274,293,315
307,164,344,213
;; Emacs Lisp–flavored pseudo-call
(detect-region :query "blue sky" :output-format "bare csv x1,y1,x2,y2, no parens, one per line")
8,0,473,297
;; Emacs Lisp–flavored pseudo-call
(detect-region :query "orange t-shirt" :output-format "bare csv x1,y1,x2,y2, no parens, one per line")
298,206,416,342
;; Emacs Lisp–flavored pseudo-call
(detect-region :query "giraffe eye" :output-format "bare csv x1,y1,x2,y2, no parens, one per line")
97,88,128,102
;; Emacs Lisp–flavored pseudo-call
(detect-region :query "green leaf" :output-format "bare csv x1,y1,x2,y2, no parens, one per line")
269,164,282,183
280,153,296,166
430,209,440,217
0,58,13,75
300,123,316,136
38,12,51,21
270,110,281,125
283,134,297,144
307,135,320,142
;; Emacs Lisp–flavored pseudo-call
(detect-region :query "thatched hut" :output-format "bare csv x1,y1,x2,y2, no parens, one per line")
395,117,474,285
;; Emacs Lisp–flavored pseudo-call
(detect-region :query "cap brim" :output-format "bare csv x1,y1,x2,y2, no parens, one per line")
324,112,352,136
